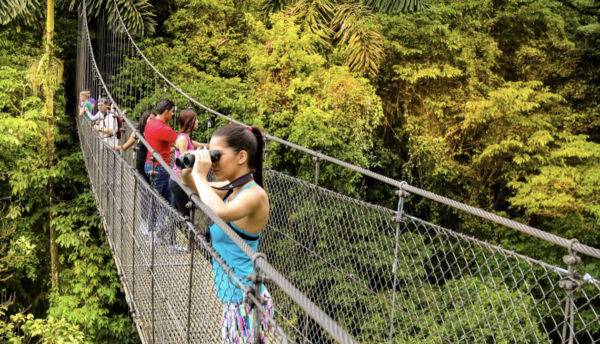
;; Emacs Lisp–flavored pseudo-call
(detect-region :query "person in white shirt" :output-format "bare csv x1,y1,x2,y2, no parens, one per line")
92,98,118,146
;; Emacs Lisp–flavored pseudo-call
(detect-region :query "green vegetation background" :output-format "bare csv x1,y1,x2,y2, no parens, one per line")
1,0,599,342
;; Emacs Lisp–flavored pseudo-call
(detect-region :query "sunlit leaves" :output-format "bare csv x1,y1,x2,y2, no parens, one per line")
68,0,156,37
332,4,383,76
0,0,41,25
363,0,429,13
261,0,295,15
286,0,334,49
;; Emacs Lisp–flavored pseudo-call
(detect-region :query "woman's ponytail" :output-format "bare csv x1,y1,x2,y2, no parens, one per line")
249,126,265,188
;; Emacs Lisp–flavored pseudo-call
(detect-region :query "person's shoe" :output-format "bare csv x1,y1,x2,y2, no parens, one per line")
168,244,188,254
147,230,165,250
137,223,149,239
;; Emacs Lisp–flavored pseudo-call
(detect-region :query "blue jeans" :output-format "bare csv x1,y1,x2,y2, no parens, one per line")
144,163,172,232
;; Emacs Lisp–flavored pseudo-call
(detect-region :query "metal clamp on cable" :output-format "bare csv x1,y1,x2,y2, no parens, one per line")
243,285,257,306
252,252,268,270
559,277,582,292
247,272,271,285
395,181,411,198
243,284,268,307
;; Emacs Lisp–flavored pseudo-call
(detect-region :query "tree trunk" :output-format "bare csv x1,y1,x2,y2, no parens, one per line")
46,0,58,290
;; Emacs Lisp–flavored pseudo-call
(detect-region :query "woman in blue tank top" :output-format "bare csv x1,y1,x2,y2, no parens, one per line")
180,123,272,343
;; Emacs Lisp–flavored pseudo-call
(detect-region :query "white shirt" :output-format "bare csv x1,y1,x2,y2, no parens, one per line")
93,111,118,146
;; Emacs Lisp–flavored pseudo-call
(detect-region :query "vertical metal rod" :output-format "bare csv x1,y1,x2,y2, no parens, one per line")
263,136,270,170
186,208,196,343
253,277,263,344
206,111,211,143
131,175,138,301
104,145,109,217
119,158,124,254
313,155,321,187
112,150,116,241
388,186,406,344
174,93,178,129
150,159,157,344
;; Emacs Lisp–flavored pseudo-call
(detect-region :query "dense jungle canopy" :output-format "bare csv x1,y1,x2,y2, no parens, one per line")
1,0,599,342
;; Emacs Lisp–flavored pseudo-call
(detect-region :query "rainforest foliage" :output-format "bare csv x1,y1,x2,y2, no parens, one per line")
1,11,136,344
138,0,600,260
1,0,600,342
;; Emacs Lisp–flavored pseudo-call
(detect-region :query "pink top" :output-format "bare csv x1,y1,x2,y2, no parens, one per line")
171,133,194,180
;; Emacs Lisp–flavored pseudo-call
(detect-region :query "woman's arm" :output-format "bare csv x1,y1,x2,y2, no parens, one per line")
189,150,263,222
180,167,228,199
113,132,136,151
175,135,188,153
192,141,208,149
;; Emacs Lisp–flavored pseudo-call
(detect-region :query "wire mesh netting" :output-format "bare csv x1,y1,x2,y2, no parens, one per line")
76,6,600,344
261,169,600,344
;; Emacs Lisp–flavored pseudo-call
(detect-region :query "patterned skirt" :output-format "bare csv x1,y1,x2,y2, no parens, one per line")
221,289,274,344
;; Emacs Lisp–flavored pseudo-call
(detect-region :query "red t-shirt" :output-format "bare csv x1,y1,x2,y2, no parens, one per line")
144,119,178,165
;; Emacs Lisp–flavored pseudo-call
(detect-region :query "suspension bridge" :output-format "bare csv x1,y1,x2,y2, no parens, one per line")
75,2,600,343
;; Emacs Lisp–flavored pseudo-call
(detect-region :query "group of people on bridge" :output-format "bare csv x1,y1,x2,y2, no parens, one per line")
79,92,275,343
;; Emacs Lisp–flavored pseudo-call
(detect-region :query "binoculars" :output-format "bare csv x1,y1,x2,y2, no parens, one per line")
175,150,221,170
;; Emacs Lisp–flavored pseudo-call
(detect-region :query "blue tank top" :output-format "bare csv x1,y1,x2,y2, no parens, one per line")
210,182,265,303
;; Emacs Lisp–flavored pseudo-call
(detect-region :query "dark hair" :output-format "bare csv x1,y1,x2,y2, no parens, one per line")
213,123,265,187
178,109,197,134
97,97,109,105
156,99,174,115
137,110,156,133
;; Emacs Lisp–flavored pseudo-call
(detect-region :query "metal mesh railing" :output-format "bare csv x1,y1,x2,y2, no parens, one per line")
76,4,600,343
261,170,600,343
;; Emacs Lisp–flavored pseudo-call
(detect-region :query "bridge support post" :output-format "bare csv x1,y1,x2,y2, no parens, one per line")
205,111,211,142
560,239,582,344
263,135,270,170
104,144,110,235
131,173,138,301
149,156,157,344
112,149,116,245
117,155,123,252
389,182,409,344
185,206,196,343
247,258,269,344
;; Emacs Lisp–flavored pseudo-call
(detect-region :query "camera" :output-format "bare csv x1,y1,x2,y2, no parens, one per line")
175,150,221,170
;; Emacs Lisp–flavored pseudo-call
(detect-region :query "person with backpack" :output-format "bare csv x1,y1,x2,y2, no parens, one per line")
91,98,119,146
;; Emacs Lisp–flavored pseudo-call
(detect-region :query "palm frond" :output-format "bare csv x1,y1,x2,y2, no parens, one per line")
361,0,429,14
67,0,156,37
346,25,383,76
332,4,382,76
28,54,64,97
261,0,297,15
287,0,334,48
0,0,41,26
331,4,371,43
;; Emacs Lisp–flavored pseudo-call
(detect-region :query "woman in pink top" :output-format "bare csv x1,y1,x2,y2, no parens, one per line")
169,109,203,217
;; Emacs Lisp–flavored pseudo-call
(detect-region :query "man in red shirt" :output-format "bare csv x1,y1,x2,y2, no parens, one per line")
144,99,178,202
143,99,178,248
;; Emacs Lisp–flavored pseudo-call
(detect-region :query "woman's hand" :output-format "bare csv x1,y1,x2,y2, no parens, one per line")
188,149,213,179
